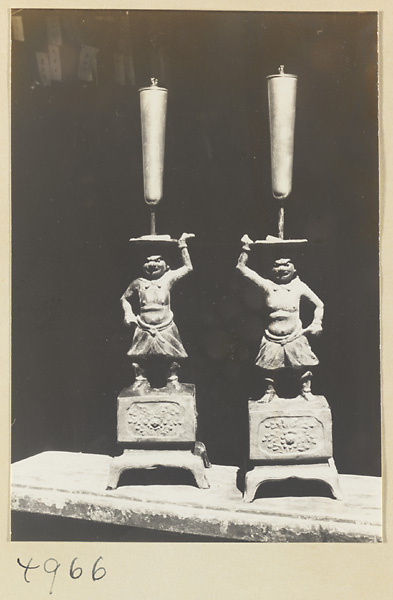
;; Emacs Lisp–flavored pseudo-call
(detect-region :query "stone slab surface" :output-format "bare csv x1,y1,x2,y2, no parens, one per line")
11,451,382,543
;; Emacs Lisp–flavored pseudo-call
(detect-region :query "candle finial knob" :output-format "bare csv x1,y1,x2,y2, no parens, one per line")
278,65,285,74
150,77,158,86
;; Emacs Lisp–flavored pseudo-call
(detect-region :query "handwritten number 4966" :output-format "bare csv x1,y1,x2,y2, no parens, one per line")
17,556,106,595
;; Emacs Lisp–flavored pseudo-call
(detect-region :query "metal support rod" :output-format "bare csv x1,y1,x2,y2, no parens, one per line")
150,209,156,235
278,206,285,239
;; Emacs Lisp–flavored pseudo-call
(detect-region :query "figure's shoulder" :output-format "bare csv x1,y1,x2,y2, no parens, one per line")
295,277,314,295
241,266,273,289
157,272,172,285
161,268,177,284
286,276,304,292
122,277,142,297
263,276,275,287
130,277,145,288
258,275,274,289
291,275,303,285
257,274,275,291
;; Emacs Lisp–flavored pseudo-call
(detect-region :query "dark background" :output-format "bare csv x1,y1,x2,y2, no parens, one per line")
12,10,380,478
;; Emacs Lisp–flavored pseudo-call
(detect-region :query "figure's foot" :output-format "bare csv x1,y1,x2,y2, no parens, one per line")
130,362,150,392
301,391,315,401
166,361,182,390
300,370,315,401
132,362,147,381
257,378,277,403
167,361,180,382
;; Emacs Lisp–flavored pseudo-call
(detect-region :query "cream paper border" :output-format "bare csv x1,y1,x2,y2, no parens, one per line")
2,2,391,599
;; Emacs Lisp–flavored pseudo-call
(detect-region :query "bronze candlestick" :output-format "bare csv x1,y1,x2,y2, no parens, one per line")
237,66,341,502
107,78,210,490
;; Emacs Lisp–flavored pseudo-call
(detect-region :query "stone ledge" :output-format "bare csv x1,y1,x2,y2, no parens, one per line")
11,451,382,543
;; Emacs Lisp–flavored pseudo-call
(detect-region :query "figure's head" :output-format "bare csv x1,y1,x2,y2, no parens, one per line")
271,258,297,283
143,255,169,279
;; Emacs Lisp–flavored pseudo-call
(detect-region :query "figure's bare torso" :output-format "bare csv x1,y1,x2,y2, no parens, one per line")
236,249,324,354
264,279,302,336
136,277,172,325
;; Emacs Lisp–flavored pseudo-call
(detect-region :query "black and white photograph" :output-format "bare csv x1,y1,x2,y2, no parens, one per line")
10,9,381,545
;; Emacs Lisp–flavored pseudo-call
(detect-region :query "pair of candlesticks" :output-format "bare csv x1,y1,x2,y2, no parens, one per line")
109,67,342,502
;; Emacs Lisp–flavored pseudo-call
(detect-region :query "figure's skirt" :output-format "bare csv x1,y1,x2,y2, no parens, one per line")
255,334,318,370
128,321,188,359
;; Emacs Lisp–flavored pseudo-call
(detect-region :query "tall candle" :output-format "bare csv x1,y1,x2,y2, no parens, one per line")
139,78,168,205
267,66,297,200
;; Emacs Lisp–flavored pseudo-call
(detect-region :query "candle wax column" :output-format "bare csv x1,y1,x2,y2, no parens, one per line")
139,78,168,234
267,65,297,201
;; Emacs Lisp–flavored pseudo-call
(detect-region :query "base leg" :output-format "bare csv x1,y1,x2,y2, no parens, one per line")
327,458,343,500
193,441,212,468
106,456,127,490
189,463,210,489
243,472,259,503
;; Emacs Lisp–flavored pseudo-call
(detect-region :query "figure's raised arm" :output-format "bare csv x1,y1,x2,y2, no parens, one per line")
168,233,195,284
236,235,270,291
301,282,324,336
120,280,138,326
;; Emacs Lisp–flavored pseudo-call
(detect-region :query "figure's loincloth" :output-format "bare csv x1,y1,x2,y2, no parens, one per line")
255,328,318,370
128,315,188,359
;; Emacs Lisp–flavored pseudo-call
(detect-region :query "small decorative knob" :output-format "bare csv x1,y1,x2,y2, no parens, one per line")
150,77,158,86
278,65,285,74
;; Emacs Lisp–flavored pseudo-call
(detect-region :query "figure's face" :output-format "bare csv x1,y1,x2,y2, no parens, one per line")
272,258,296,283
143,255,168,279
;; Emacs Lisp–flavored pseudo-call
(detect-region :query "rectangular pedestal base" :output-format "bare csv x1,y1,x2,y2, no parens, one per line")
243,459,342,503
118,382,197,444
249,395,333,462
107,449,210,490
